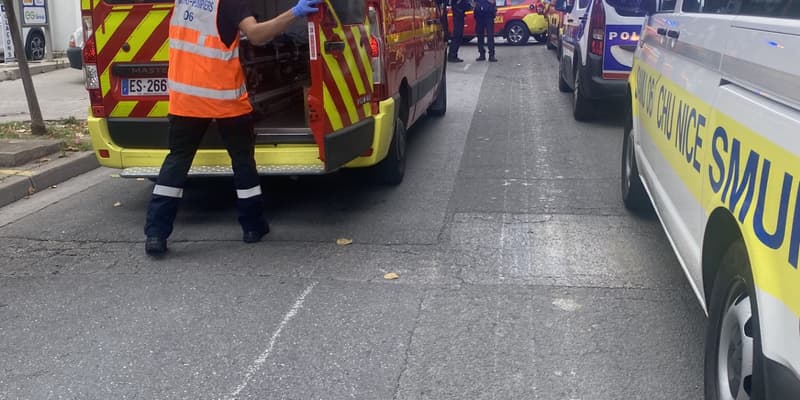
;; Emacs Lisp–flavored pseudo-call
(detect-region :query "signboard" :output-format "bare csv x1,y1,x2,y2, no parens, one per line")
0,4,15,63
602,24,640,80
19,0,47,26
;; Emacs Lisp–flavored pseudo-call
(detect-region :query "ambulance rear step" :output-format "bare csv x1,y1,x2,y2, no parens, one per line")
120,164,327,178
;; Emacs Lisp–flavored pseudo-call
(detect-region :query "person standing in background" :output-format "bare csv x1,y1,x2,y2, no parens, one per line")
474,0,497,62
448,0,472,62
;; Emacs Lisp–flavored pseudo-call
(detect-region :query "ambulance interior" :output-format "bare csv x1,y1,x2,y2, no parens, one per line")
243,0,313,134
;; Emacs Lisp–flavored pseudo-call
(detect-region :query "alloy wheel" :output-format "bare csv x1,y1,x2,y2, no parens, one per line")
717,280,754,400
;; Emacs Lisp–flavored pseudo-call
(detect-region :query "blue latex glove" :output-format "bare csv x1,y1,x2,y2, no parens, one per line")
292,0,321,17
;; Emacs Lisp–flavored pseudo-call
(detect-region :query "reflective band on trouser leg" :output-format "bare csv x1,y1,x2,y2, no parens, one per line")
153,184,184,198
237,186,262,199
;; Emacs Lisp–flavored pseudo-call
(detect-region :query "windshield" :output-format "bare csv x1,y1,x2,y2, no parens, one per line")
605,0,648,16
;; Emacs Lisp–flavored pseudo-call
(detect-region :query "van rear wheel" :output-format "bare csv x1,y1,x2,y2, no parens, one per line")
705,240,765,400
372,118,407,185
572,66,593,121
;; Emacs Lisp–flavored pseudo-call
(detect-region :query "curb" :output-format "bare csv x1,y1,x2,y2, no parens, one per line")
0,151,99,209
0,59,71,82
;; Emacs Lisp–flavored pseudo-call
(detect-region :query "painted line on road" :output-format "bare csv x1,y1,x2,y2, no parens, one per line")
463,63,471,71
227,281,318,399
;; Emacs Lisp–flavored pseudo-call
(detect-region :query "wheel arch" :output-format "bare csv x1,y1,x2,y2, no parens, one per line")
702,207,746,305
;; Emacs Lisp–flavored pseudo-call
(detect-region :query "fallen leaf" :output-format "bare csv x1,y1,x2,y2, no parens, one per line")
336,238,353,246
383,272,400,280
27,186,36,196
50,185,57,189
113,201,122,207
36,158,50,163
110,174,120,178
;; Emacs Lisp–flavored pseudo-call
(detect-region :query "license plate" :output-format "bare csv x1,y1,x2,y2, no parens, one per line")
122,78,167,96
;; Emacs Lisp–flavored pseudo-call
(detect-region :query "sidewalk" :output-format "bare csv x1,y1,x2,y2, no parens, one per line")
0,140,98,209
0,58,71,82
0,58,97,207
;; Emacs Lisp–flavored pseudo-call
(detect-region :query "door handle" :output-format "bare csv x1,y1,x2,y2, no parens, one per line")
656,27,667,35
324,41,346,53
578,16,587,20
667,30,680,39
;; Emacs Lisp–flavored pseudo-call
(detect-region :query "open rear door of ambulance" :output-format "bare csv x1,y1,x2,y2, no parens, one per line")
307,0,376,172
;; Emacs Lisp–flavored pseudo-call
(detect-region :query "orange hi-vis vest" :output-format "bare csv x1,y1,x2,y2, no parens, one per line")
168,0,252,118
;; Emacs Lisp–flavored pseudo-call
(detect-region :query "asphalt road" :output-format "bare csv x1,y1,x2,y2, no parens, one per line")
0,43,706,399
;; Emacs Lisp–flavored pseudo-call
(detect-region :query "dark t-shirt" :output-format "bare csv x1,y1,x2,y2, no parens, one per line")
217,0,253,47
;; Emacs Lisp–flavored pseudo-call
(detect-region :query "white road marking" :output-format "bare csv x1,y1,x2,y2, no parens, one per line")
463,63,471,71
227,281,318,399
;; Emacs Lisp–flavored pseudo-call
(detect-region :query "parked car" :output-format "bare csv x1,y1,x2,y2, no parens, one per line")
67,27,83,70
0,26,46,62
543,0,571,52
449,0,548,45
557,0,646,120
623,1,800,398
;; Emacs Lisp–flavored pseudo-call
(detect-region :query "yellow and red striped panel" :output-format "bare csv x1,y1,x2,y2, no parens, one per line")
83,0,171,118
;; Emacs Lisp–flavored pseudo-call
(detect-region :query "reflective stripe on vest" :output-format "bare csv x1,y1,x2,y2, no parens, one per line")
168,0,251,118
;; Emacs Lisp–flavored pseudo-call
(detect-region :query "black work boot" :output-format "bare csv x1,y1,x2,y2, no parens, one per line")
476,54,486,61
145,236,167,256
489,55,498,62
243,223,270,244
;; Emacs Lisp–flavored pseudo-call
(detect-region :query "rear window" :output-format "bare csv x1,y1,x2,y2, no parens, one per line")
330,0,366,24
606,0,648,16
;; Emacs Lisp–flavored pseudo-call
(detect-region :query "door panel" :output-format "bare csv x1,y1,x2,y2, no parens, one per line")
309,0,374,164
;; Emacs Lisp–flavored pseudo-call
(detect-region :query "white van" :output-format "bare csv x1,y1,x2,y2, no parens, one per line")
622,0,800,398
556,0,645,120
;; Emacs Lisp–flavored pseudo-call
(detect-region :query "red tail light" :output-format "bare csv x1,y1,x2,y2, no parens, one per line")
82,35,105,117
589,0,605,56
369,35,380,58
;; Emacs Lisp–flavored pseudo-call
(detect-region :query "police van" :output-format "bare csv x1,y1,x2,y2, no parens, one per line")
81,0,446,185
622,0,800,397
556,0,645,120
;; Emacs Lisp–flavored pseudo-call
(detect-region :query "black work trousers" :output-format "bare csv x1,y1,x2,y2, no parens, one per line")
476,16,495,57
448,13,465,58
144,114,266,239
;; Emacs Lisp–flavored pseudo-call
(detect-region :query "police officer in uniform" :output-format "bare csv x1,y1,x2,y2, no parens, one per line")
448,0,472,62
474,0,498,62
144,0,320,256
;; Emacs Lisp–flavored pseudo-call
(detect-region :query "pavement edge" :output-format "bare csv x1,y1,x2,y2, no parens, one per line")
0,151,99,208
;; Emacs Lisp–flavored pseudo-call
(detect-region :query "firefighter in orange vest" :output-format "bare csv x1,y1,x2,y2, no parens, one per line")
144,0,320,256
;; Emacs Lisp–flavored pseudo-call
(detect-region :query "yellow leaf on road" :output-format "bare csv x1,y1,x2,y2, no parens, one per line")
336,238,353,246
384,272,400,280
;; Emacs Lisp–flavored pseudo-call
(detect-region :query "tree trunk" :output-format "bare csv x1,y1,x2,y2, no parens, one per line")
2,0,46,135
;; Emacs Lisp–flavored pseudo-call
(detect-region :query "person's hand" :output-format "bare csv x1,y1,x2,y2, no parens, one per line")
292,0,321,17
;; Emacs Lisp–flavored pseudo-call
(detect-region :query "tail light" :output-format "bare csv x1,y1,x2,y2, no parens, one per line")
82,34,105,117
368,5,386,104
589,0,605,56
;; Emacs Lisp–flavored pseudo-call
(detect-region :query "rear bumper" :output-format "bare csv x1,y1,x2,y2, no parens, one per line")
87,97,396,176
580,53,628,100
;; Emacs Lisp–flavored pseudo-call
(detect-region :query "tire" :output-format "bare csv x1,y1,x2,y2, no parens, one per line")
558,56,571,93
621,104,650,213
572,64,593,121
25,31,45,61
506,21,530,45
372,118,407,185
534,33,548,44
705,240,766,400
546,31,556,50
427,69,447,117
